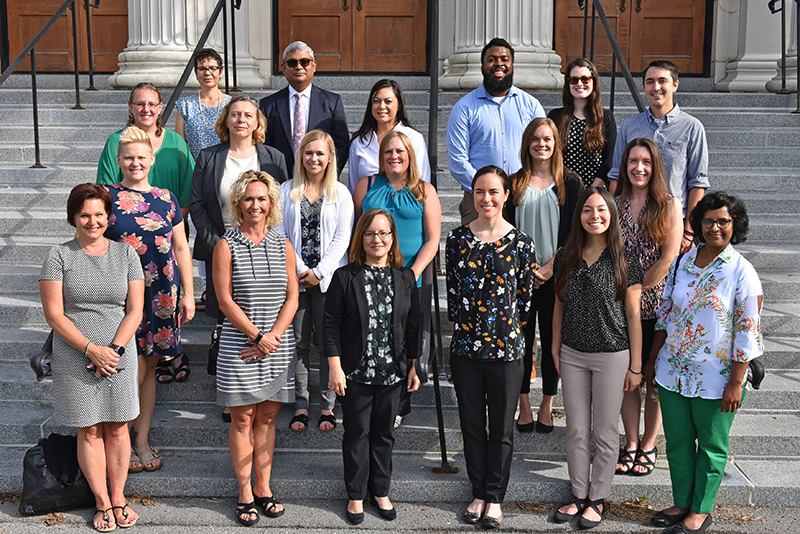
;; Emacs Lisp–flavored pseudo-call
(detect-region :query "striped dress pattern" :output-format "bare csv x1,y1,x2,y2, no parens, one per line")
216,227,296,407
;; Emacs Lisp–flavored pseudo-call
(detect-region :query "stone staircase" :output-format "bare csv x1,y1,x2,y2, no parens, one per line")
0,73,799,507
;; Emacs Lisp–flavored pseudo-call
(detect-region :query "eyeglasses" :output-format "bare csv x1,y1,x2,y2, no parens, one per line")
363,231,392,241
285,58,313,68
569,75,593,85
196,66,221,74
132,102,162,109
701,218,733,229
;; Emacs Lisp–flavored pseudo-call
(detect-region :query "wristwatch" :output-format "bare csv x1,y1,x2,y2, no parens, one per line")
109,344,125,356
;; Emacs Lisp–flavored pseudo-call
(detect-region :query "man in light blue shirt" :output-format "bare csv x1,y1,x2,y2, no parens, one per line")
608,60,709,253
447,37,546,224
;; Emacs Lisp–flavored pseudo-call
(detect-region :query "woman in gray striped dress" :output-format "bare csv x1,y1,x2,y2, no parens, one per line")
213,170,299,526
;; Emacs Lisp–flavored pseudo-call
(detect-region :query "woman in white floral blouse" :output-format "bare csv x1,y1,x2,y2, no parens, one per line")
646,191,763,534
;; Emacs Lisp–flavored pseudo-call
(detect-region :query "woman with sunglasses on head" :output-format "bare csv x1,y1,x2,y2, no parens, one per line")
647,192,762,534
548,58,616,189
277,130,354,433
348,79,431,194
446,166,535,529
507,117,584,435
325,209,420,524
613,138,683,478
551,187,642,530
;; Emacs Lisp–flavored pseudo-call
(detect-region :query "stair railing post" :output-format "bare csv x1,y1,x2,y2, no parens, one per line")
83,0,97,91
70,0,84,109
796,0,800,113
610,53,617,115
589,1,596,62
222,0,229,94
230,0,239,92
30,48,45,168
582,0,588,58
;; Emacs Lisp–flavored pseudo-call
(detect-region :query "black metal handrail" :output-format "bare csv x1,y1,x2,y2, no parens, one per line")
768,0,800,112
162,0,242,124
0,0,100,167
579,0,646,114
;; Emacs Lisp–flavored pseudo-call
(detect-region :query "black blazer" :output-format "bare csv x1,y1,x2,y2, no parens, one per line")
259,85,350,176
190,142,288,262
323,263,420,378
504,171,584,250
547,107,617,186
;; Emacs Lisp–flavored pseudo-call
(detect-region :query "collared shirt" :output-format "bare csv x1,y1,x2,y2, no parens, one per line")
288,85,312,134
447,84,545,192
608,103,709,216
347,122,431,192
654,245,764,400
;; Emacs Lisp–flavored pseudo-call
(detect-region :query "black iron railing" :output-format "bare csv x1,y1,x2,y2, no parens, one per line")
0,0,100,167
579,0,646,114
162,0,243,124
768,0,800,112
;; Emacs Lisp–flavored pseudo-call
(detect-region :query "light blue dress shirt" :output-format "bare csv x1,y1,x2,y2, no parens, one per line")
446,84,545,192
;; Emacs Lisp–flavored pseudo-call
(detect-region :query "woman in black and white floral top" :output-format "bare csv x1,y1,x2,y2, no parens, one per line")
445,165,535,529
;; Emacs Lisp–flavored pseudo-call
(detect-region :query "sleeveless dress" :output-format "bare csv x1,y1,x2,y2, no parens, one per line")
39,240,143,427
216,227,296,407
361,174,424,272
104,183,184,359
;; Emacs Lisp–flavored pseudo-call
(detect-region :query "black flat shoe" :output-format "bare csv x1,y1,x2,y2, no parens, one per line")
577,498,605,530
667,515,713,534
651,509,690,527
554,495,587,523
346,510,364,525
221,410,231,423
535,413,554,434
481,514,502,529
516,419,534,433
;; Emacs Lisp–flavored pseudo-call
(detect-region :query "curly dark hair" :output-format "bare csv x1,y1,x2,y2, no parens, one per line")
690,191,749,245
194,48,223,69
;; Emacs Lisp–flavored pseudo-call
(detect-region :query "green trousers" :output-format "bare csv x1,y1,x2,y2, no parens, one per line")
658,385,745,514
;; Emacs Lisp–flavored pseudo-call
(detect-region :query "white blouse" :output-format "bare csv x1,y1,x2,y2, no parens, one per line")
347,122,431,193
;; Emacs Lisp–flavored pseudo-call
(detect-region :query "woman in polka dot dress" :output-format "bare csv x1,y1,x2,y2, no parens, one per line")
548,58,617,189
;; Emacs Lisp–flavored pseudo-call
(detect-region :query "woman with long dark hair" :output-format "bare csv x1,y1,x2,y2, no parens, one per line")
613,138,683,477
508,117,584,434
551,187,642,530
548,58,616,188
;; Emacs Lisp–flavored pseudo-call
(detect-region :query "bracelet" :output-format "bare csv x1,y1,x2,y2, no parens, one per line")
83,341,92,357
628,367,642,374
253,331,264,345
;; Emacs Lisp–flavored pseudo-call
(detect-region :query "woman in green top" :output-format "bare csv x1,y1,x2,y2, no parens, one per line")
96,83,195,221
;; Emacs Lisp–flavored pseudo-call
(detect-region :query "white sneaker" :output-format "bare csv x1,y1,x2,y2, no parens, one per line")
393,415,403,430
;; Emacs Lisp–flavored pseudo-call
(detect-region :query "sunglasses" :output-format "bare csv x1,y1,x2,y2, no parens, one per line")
285,58,313,68
569,75,593,85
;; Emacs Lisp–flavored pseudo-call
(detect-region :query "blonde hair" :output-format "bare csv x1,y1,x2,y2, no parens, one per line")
378,131,426,202
229,170,282,229
117,125,153,152
126,83,164,137
290,130,339,204
216,95,266,145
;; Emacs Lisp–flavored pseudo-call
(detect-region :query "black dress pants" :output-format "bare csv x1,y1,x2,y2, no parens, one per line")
340,379,404,500
520,277,558,396
450,356,524,503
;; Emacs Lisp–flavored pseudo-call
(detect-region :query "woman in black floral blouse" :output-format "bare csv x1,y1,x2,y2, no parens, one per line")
324,209,420,525
445,165,535,529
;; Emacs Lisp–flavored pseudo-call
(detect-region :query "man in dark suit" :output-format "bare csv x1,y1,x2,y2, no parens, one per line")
259,41,350,177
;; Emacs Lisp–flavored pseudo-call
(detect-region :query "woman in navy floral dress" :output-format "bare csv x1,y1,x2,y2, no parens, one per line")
105,126,195,473
445,165,535,529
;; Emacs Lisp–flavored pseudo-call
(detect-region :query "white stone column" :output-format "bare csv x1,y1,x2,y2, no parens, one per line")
439,0,563,91
767,1,798,92
716,0,783,92
109,0,268,89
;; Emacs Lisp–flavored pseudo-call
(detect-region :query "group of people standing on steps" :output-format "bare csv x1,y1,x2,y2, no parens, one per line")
37,34,762,534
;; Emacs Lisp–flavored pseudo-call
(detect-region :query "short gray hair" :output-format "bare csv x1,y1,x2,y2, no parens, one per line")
282,41,315,63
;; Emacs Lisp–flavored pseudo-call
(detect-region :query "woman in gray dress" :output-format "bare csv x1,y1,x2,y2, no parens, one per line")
213,170,298,525
39,184,145,532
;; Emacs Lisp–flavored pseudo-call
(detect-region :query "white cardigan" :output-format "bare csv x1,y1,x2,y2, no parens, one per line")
276,180,354,293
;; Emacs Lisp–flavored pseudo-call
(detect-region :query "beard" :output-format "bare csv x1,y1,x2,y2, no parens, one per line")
482,69,514,94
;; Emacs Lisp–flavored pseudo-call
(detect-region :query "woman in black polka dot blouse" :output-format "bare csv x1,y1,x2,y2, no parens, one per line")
548,58,617,189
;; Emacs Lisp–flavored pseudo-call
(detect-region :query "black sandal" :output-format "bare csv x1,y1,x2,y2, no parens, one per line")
615,447,637,475
254,494,284,518
318,413,337,431
172,353,191,382
578,498,605,529
196,291,207,312
155,360,174,384
289,413,309,431
553,494,587,523
631,446,657,476
236,501,259,526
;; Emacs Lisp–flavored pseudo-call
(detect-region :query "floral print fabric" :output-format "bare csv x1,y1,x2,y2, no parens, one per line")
300,196,323,269
654,244,764,399
445,225,535,362
348,265,400,385
105,184,184,359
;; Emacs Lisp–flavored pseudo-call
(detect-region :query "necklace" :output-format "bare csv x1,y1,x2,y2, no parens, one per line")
199,88,224,131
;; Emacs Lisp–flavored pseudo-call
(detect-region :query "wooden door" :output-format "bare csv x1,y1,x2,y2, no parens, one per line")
554,0,706,75
279,0,428,73
6,0,128,73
